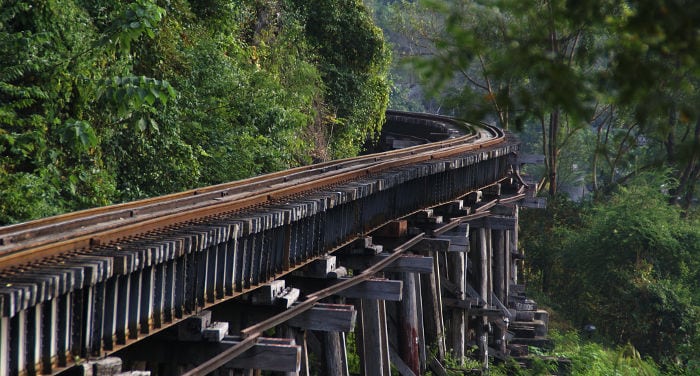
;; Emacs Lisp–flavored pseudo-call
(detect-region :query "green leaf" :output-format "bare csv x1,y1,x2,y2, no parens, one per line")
137,117,147,132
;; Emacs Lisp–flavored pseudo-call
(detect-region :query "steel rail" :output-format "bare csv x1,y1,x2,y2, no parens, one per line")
0,111,475,242
182,233,426,376
0,116,504,271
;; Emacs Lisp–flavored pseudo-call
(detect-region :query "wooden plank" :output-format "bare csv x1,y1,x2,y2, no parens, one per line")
287,304,356,332
226,338,301,372
121,336,300,373
373,220,407,238
436,235,469,252
337,254,433,274
467,216,516,230
428,356,449,376
410,238,450,253
334,278,403,301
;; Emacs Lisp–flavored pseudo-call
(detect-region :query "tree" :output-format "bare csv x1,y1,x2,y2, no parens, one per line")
385,0,700,202
290,0,391,157
0,0,174,221
1,0,391,224
523,174,700,365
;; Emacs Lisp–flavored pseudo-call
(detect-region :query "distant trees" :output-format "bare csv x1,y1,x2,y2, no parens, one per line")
374,0,700,370
379,0,700,204
521,175,700,367
0,0,390,224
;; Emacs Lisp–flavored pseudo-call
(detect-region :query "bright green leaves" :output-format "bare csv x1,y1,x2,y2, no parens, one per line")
99,75,176,118
109,0,166,56
59,120,98,151
1,0,390,223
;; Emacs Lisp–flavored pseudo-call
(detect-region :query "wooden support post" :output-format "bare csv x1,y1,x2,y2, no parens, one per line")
493,229,507,356
493,230,505,305
297,330,310,376
379,301,391,376
360,299,391,376
322,331,349,376
399,272,420,374
505,230,512,304
478,228,489,369
415,274,427,372
511,205,520,286
281,325,308,376
419,250,446,361
447,251,465,363
0,316,8,376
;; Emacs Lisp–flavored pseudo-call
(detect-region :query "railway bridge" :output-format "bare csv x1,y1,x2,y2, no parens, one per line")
0,111,549,376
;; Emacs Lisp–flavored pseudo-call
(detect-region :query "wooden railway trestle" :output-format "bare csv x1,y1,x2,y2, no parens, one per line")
0,111,552,376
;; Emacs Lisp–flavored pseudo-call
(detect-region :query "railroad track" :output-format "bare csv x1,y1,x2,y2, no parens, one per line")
0,110,517,376
0,111,503,269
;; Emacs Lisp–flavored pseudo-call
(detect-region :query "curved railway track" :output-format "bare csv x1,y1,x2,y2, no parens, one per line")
0,110,519,376
0,110,505,270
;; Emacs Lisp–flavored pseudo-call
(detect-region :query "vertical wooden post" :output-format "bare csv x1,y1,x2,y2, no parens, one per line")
0,316,8,376
504,230,511,304
493,229,507,356
322,331,349,376
478,228,489,369
399,272,420,374
414,274,427,372
378,301,391,376
447,252,465,362
419,250,446,361
493,230,505,303
511,204,520,286
282,325,308,376
360,299,390,376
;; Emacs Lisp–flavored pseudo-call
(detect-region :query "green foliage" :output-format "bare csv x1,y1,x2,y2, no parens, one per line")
550,331,661,376
523,174,700,368
290,0,390,157
1,0,390,224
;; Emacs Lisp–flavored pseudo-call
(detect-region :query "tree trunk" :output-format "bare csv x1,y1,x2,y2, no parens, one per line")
548,110,560,196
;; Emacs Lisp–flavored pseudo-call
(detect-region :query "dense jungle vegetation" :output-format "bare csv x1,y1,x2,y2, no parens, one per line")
0,0,390,224
367,0,700,374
